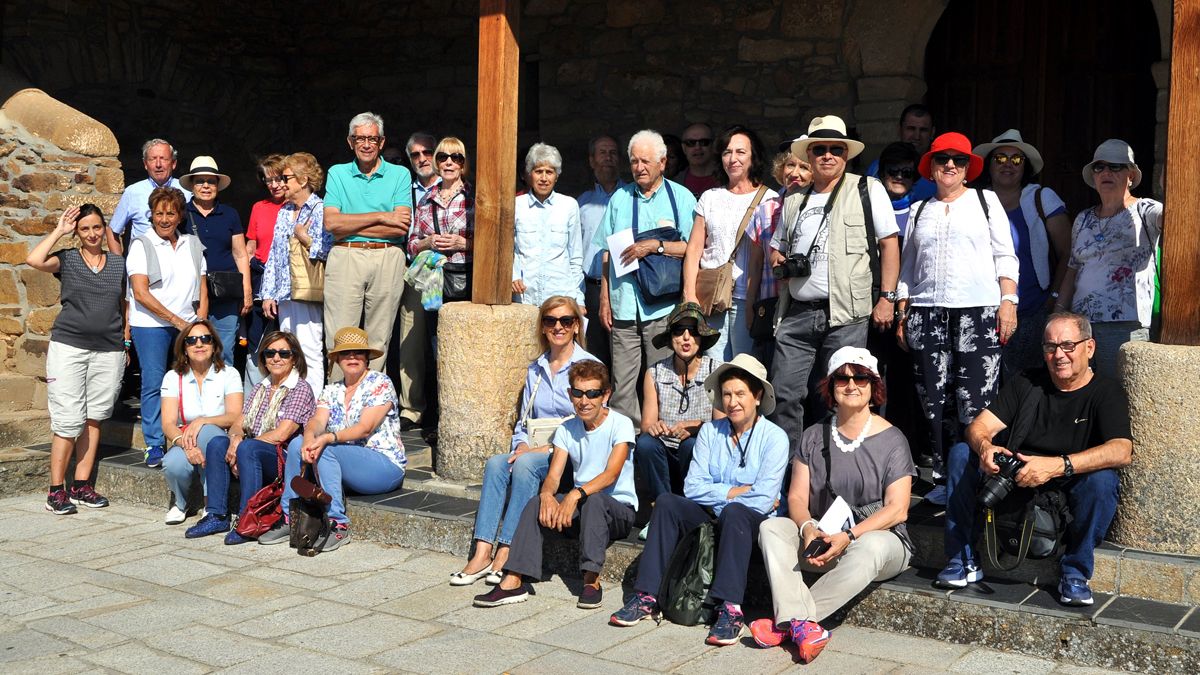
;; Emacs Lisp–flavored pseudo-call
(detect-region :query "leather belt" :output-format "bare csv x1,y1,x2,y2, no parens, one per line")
334,241,398,250
789,299,830,313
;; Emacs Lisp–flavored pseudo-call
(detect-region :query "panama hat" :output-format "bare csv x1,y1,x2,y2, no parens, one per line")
1082,139,1142,189
790,116,865,160
327,326,384,362
826,346,880,378
704,353,776,415
918,132,984,182
652,302,721,352
179,156,232,191
973,129,1044,175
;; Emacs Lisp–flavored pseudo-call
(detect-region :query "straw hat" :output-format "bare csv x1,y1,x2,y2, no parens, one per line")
651,302,721,352
327,327,384,361
179,156,232,191
704,353,776,415
1082,139,1142,189
790,115,865,160
918,132,984,182
973,129,1044,175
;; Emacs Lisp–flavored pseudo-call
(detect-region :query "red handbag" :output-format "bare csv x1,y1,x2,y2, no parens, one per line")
235,443,286,538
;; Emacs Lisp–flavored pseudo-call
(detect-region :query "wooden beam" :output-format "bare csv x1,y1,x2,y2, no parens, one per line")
472,0,520,305
1160,0,1200,345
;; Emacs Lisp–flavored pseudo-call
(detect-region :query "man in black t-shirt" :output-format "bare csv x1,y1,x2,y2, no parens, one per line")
938,312,1133,607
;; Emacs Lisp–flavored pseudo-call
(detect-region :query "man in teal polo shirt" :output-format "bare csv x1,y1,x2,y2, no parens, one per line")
595,130,696,426
324,111,414,374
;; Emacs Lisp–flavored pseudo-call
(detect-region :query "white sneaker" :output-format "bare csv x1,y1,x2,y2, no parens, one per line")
165,506,186,525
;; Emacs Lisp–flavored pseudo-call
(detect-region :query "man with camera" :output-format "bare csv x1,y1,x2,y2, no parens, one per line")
940,312,1132,606
767,115,900,441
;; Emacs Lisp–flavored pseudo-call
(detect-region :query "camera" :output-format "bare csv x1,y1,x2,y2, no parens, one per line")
773,253,812,280
978,452,1025,509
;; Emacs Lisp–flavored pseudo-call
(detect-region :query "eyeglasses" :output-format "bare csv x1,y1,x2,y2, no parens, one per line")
671,324,700,338
541,315,578,328
1041,339,1090,354
183,334,214,346
262,175,287,185
192,176,220,186
884,167,915,179
832,373,872,385
409,149,433,160
568,387,606,399
932,153,971,167
810,145,847,158
350,135,383,146
261,349,294,359
1090,162,1128,174
436,152,466,165
992,153,1025,167
681,138,713,148
280,173,298,183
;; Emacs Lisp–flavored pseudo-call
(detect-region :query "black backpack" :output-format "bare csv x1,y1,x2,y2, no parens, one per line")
658,520,718,626
984,487,1072,569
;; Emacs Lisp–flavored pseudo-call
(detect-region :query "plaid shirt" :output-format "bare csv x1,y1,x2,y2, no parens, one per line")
241,370,316,437
746,194,785,301
408,182,474,265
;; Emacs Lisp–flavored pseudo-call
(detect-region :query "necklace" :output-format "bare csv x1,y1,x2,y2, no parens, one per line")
80,249,103,273
833,414,873,453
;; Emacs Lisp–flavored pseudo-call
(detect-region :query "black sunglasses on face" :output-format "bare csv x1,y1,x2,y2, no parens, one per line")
671,324,700,338
183,334,214,346
410,150,433,159
681,138,713,148
569,387,605,399
436,152,466,165
192,177,220,186
992,153,1025,166
884,167,915,179
810,145,846,158
262,349,294,359
832,373,872,385
541,315,578,328
1090,162,1128,174
932,153,971,166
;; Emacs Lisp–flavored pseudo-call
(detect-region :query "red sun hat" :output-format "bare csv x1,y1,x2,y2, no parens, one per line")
918,132,984,182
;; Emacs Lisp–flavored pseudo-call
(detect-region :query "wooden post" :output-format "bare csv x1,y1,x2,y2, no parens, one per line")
472,0,520,306
1160,0,1200,345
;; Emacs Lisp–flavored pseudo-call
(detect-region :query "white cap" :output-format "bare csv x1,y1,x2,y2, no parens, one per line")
826,346,879,378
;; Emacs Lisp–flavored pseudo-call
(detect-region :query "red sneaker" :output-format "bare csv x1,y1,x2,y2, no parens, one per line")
749,618,788,648
791,620,830,664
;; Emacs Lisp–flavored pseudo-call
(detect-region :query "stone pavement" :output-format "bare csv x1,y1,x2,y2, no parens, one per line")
0,496,1126,675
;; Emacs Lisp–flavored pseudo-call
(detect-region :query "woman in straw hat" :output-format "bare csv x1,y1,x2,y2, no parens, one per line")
1054,139,1162,380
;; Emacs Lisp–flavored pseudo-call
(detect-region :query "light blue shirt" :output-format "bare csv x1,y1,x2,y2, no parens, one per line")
684,416,789,516
513,191,584,306
551,410,638,510
324,159,413,244
578,180,625,280
110,177,192,238
511,345,597,452
593,179,696,322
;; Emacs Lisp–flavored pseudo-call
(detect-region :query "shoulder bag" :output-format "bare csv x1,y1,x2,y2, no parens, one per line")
521,373,572,448
431,199,472,302
289,461,332,556
288,209,324,302
633,182,684,305
236,443,286,537
188,211,244,301
695,185,768,316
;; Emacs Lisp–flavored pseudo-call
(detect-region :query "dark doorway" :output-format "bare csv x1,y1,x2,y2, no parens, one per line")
924,0,1160,213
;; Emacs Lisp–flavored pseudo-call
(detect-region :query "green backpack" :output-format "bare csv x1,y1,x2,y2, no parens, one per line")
657,520,718,626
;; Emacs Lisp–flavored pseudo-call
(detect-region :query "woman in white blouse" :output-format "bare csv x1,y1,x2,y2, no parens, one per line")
682,125,778,360
895,132,1018,483
511,143,583,308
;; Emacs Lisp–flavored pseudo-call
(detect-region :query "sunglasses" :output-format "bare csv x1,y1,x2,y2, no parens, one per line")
541,315,578,328
191,176,220,186
681,138,713,148
932,153,971,167
884,167,915,179
183,334,214,346
339,349,369,358
992,153,1025,167
409,149,433,159
350,135,383,146
671,324,700,337
1090,162,1128,174
262,349,294,359
1041,339,1090,354
436,152,466,165
810,145,847,158
568,387,606,399
262,175,287,185
832,373,872,385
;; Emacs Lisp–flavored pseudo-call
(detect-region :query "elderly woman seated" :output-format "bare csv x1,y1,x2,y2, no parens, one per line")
160,320,243,535
224,331,316,545
749,347,914,664
611,354,789,647
266,327,406,551
512,143,584,308
472,360,637,611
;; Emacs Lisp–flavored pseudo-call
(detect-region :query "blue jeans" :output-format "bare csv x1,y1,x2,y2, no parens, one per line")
635,433,696,501
473,451,550,546
130,326,179,448
944,441,1120,580
235,438,283,514
208,298,241,358
705,297,753,361
281,437,405,524
162,424,229,513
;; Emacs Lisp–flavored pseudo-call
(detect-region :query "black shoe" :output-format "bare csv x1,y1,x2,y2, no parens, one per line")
400,418,421,432
577,584,603,609
69,484,110,509
46,489,77,515
916,453,935,468
474,582,531,607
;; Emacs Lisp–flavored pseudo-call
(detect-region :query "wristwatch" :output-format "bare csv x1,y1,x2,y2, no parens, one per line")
655,240,665,255
1001,293,1020,306
881,290,898,303
844,528,857,542
575,486,589,504
1062,455,1075,478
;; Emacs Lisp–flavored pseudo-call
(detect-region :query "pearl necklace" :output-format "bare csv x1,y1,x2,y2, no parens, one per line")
833,415,873,453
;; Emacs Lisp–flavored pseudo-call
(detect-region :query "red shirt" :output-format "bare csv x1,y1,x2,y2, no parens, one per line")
678,169,721,198
246,199,284,263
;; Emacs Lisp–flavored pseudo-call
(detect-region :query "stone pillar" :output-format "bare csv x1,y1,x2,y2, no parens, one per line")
1110,341,1200,555
435,301,540,480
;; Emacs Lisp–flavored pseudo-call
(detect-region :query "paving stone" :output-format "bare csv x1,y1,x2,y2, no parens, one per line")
779,649,898,674
100,552,228,586
25,531,151,565
392,550,467,577
41,583,111,603
371,627,553,674
0,627,80,662
671,637,794,673
82,642,209,674
949,647,1059,674
168,546,260,569
177,572,296,607
217,646,388,674
26,615,126,650
494,595,607,638
373,582,476,620
193,593,313,629
1,654,95,675
314,567,444,607
512,649,652,674
0,589,58,616
1094,595,1192,634
76,543,179,571
19,589,146,622
239,564,344,591
270,543,406,577
596,620,716,670
1052,665,1130,674
282,613,441,658
531,605,657,654
228,598,371,639
83,595,234,636
439,597,576,631
829,625,971,667
145,624,279,667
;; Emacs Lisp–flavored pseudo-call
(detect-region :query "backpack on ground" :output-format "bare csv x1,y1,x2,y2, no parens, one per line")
657,520,718,626
983,487,1072,570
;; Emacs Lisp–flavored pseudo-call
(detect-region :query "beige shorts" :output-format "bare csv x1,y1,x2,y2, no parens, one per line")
46,340,126,438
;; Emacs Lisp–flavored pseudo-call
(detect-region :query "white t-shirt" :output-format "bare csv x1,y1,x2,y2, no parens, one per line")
695,187,779,300
160,365,242,422
126,232,206,328
550,409,638,510
772,180,898,302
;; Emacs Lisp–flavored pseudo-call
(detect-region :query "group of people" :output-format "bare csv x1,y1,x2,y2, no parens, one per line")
26,104,1149,660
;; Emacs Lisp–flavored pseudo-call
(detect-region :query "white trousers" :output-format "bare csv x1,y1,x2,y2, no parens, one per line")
278,299,325,396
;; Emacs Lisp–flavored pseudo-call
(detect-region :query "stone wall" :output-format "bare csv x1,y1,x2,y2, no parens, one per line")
0,89,122,380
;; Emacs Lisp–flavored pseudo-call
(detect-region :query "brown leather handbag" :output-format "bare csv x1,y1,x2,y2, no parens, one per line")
289,461,331,556
695,185,768,316
235,443,286,538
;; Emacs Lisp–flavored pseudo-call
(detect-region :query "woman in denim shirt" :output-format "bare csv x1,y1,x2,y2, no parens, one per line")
511,143,584,307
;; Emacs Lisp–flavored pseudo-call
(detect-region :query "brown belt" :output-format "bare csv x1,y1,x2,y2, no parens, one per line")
334,241,399,250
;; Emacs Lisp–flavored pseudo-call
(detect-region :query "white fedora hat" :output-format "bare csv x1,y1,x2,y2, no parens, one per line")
790,115,865,160
179,156,232,192
973,129,1044,176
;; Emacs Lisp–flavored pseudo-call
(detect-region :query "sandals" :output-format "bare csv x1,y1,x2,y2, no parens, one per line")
450,567,495,586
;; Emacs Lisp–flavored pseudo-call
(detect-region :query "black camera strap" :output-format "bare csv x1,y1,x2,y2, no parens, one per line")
784,175,846,260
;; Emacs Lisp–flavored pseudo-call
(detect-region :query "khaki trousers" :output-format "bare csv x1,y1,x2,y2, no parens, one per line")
394,284,427,423
323,244,407,375
758,516,910,624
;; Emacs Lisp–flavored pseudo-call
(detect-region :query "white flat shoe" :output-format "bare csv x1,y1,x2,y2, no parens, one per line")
450,568,491,586
165,506,186,525
485,569,503,585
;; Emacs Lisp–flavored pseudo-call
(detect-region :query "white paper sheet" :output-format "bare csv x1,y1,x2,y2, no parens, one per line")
816,495,856,534
607,229,639,278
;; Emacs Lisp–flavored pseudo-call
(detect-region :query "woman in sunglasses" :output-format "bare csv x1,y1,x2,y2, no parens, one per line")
972,131,1073,378
159,320,244,534
409,136,474,303
896,132,1018,497
452,296,595,585
1054,139,1161,381
511,143,584,308
224,331,316,545
635,302,724,538
875,142,921,237
751,346,914,663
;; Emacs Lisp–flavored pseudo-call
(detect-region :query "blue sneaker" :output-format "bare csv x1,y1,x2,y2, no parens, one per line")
185,513,231,538
1059,576,1094,606
609,591,659,626
705,602,745,646
144,445,165,468
224,529,254,545
936,559,983,588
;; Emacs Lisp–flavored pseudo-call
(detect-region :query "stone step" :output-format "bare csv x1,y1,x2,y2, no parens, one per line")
0,408,50,448
0,373,44,410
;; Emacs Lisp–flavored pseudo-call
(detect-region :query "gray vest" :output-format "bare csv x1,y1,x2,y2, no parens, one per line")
134,233,204,302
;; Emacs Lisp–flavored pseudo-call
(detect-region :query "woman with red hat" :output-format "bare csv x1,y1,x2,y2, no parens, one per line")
895,132,1019,501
